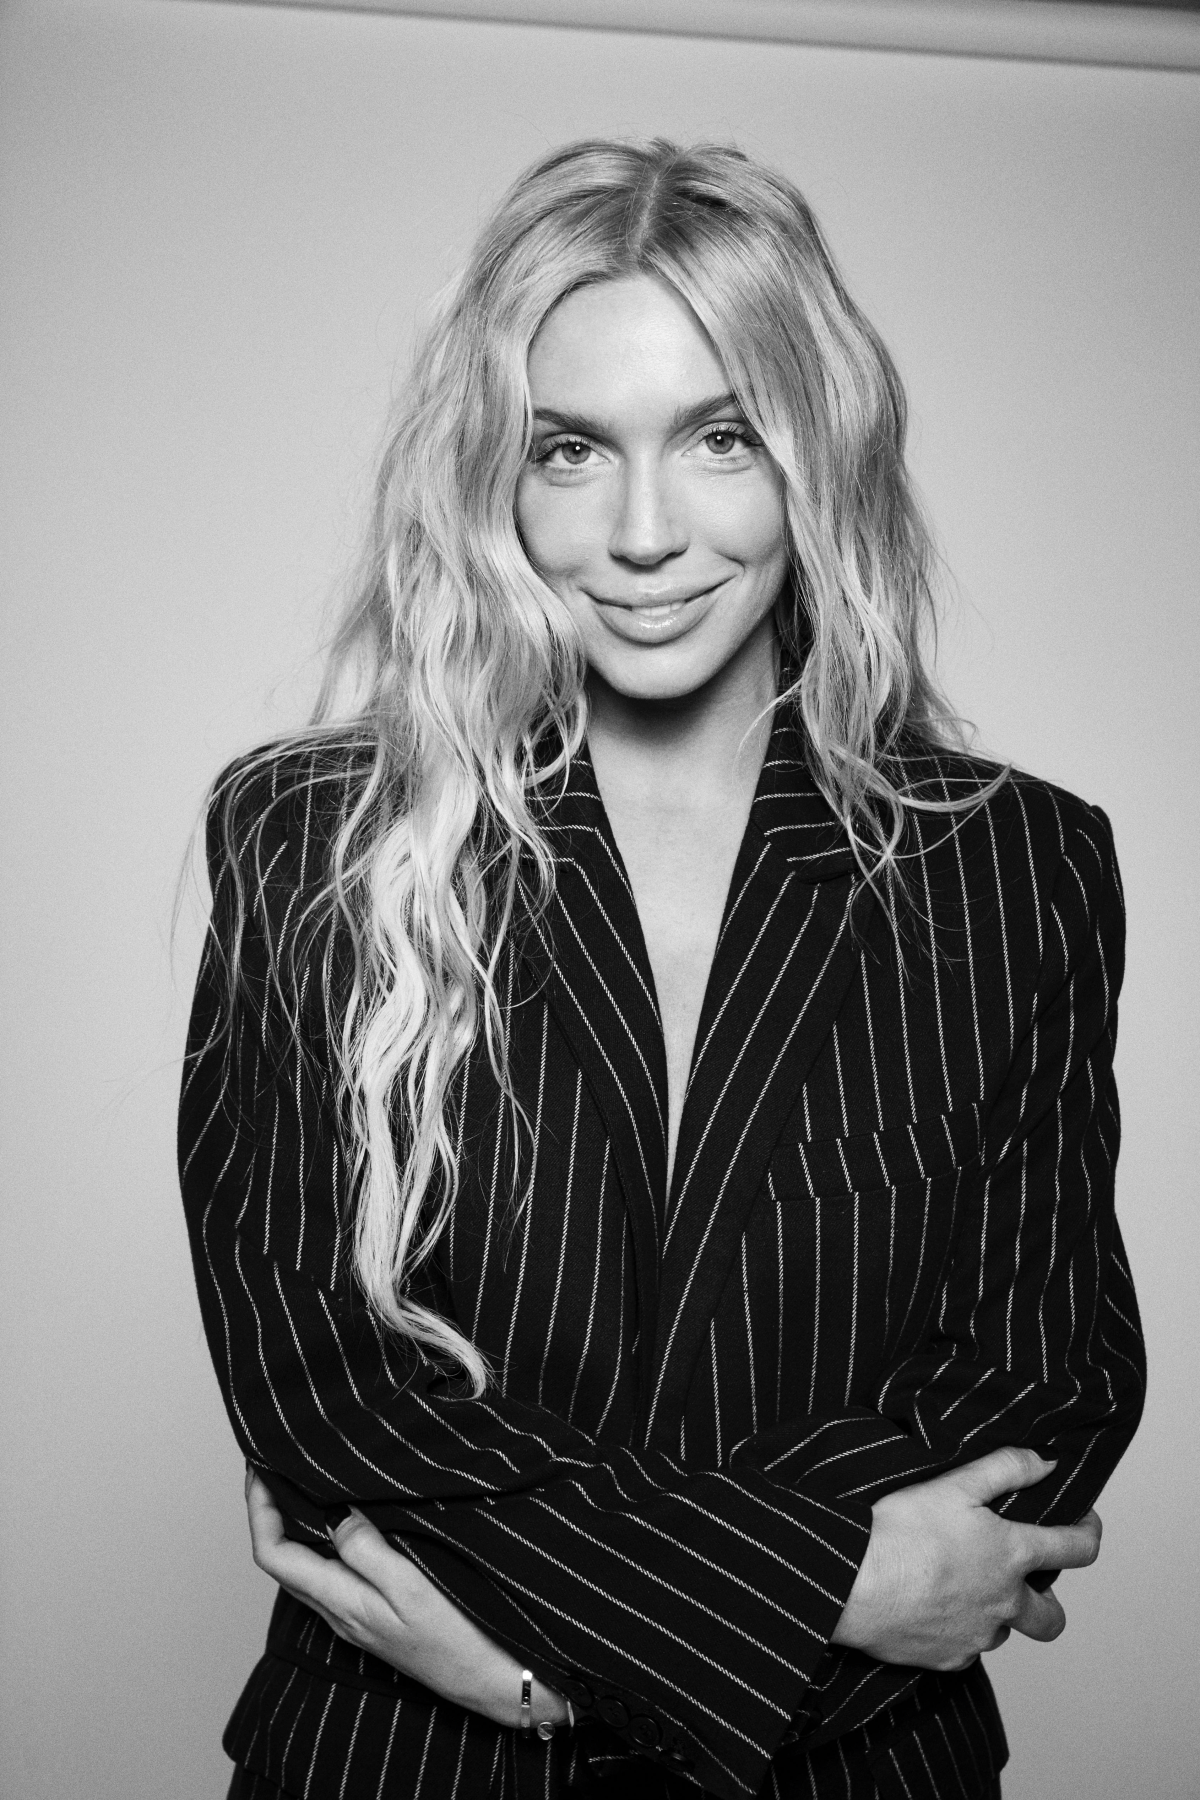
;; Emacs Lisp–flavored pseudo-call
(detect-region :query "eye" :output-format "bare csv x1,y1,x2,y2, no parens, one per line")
699,423,758,457
540,437,595,468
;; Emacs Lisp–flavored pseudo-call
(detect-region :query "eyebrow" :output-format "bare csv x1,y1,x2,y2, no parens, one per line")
531,390,745,438
671,390,745,432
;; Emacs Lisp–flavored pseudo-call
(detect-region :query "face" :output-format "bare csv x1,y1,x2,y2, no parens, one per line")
515,274,788,706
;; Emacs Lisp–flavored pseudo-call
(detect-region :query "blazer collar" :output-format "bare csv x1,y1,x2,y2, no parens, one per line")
546,708,856,876
748,716,858,882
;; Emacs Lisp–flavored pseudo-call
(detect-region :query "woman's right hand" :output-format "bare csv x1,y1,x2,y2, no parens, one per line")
830,1447,1102,1670
245,1472,570,1731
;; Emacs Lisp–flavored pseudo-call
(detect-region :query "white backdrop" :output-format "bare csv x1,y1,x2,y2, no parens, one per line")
2,2,1197,1795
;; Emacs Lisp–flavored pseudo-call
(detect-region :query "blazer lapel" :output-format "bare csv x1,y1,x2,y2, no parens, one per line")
642,723,883,1451
523,753,667,1412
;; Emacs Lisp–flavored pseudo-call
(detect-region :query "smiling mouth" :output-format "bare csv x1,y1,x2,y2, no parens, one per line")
591,579,726,618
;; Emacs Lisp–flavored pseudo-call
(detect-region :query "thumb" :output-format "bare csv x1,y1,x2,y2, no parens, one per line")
949,1447,1056,1505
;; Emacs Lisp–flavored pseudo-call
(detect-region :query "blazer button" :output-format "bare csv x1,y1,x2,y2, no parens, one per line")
664,1747,693,1771
564,1678,593,1709
595,1696,630,1730
627,1715,661,1748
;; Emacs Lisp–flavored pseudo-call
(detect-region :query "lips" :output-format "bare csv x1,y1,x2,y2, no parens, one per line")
590,577,727,612
580,574,733,646
604,596,694,623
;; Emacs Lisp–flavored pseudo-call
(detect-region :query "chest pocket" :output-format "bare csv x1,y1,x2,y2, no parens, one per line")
769,1104,982,1200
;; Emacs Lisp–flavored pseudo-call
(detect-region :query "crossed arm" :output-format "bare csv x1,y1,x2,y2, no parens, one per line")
245,1446,1102,1730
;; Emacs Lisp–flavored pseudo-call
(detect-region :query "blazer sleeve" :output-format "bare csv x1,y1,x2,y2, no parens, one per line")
739,800,1146,1529
180,790,871,1800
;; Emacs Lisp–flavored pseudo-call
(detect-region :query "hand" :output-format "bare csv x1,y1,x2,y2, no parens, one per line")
245,1470,570,1730
831,1447,1101,1671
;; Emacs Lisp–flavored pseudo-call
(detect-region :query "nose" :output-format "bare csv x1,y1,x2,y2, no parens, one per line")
608,458,688,567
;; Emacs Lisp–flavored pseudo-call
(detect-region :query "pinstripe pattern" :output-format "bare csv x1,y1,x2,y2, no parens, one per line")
181,719,1143,1800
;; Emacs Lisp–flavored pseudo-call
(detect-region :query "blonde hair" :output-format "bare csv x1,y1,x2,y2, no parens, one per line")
213,138,980,1390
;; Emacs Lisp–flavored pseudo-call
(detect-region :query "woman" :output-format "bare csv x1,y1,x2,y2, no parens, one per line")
180,139,1144,1800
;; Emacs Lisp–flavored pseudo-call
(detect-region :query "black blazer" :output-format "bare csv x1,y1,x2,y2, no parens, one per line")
180,719,1144,1800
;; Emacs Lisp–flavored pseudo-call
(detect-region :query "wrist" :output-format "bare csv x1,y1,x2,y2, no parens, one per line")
518,1669,572,1735
831,1517,885,1651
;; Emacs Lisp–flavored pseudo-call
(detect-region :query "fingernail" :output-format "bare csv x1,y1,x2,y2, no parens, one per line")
325,1502,352,1532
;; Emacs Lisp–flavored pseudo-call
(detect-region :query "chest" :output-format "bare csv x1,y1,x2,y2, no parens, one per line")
602,794,749,1182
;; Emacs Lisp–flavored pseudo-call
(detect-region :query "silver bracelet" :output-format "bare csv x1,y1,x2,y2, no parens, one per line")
519,1672,574,1738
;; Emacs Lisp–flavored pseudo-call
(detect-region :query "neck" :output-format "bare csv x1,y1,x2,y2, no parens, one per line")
586,617,778,808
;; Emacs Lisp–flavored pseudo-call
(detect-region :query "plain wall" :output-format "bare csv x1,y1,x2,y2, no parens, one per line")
1,2,1197,1794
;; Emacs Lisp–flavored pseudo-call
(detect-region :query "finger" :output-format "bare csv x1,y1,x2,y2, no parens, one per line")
241,1476,414,1664
329,1508,423,1606
1017,1513,1102,1573
254,1522,392,1637
949,1447,1056,1506
246,1472,291,1560
245,1479,372,1607
1011,1581,1067,1644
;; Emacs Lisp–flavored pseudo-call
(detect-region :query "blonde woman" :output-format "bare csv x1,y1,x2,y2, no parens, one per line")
180,140,1143,1800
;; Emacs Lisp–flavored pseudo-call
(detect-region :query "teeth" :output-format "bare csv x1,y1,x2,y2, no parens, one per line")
640,603,681,619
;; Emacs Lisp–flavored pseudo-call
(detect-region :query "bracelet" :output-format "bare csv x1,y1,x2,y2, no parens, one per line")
518,1672,575,1739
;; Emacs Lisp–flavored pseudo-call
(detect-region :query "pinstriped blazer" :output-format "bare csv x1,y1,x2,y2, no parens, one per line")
179,715,1145,1800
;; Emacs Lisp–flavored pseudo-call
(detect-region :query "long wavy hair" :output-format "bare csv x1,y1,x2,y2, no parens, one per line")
211,138,983,1391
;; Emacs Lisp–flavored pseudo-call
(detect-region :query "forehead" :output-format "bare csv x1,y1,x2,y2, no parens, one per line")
526,274,728,413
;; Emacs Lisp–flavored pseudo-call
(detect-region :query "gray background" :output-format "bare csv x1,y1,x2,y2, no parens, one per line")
1,1,1197,1794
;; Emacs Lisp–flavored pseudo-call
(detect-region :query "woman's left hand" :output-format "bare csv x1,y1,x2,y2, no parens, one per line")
245,1470,569,1731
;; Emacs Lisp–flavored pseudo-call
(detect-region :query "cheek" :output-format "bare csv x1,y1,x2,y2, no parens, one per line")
515,476,592,583
701,474,786,573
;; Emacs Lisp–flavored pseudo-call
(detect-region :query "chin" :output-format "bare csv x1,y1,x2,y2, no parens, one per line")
588,642,729,704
